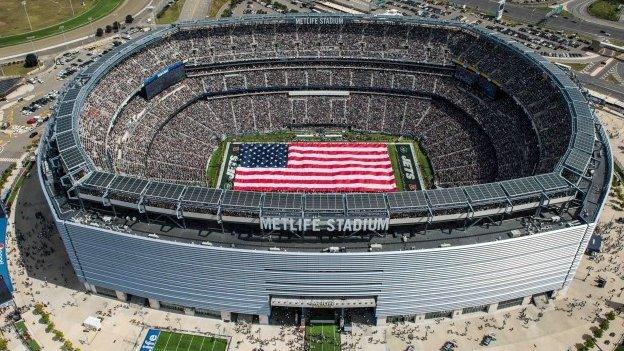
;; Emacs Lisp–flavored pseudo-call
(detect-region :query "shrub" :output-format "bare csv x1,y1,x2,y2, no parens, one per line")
605,311,616,320
52,329,64,341
39,313,50,324
125,14,134,23
62,340,73,350
96,28,104,37
599,320,609,330
33,303,45,315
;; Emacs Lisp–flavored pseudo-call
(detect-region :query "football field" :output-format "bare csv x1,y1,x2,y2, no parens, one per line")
141,329,228,351
216,140,425,191
305,324,341,351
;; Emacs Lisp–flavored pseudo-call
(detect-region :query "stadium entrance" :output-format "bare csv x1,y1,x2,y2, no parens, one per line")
270,296,376,329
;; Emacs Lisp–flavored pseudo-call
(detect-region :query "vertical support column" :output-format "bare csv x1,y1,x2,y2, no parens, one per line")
148,298,160,309
300,308,307,326
551,288,567,299
115,290,127,302
258,314,269,325
487,303,498,313
376,316,387,326
221,311,232,322
522,296,532,306
83,282,97,294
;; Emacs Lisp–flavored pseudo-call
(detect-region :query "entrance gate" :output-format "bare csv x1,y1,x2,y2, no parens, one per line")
270,296,377,329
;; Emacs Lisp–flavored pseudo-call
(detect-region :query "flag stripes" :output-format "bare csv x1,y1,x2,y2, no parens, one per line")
233,142,397,192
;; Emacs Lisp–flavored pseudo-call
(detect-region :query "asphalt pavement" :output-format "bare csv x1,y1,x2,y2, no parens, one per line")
179,0,210,21
450,0,624,40
565,0,624,32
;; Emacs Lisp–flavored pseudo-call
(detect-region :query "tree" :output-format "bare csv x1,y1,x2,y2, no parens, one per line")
599,320,610,330
112,21,120,32
105,25,112,33
125,14,134,23
24,53,38,68
33,303,45,315
605,311,616,320
95,27,104,37
53,329,64,341
62,340,73,350
0,337,7,351
584,338,595,348
592,328,603,338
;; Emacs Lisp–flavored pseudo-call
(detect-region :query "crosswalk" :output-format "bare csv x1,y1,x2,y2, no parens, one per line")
0,158,20,163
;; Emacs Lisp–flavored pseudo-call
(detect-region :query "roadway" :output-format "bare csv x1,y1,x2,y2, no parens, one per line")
179,0,210,21
564,0,624,32
450,0,624,40
0,0,153,63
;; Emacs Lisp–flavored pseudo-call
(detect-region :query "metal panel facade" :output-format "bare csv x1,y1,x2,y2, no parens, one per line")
56,219,590,318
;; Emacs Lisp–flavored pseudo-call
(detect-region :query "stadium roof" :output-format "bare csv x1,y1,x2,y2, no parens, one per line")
0,77,22,98
48,14,599,221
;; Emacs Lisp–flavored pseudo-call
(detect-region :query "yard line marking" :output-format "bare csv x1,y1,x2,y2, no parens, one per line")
162,332,172,349
198,335,206,351
174,332,183,351
187,335,194,351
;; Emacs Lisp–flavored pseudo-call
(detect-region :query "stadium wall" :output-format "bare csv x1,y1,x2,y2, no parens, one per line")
50,214,592,320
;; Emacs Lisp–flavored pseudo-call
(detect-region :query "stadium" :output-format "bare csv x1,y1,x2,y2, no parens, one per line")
38,14,612,327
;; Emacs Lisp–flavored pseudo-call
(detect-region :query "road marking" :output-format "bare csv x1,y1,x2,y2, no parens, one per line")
590,58,615,77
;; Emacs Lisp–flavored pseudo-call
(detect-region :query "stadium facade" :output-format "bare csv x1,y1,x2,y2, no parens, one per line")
38,14,612,325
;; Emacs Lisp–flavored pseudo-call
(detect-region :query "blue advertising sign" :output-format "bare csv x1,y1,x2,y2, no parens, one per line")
0,205,13,295
139,329,161,351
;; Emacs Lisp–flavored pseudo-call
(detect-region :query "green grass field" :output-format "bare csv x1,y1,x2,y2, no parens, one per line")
156,0,187,24
588,0,624,21
153,331,228,351
0,0,123,48
0,62,36,77
387,144,405,191
305,324,341,351
208,130,435,190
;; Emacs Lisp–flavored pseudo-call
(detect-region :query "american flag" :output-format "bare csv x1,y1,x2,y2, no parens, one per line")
233,142,397,192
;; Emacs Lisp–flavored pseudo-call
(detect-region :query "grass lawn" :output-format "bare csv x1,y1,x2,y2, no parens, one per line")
208,0,231,17
588,0,624,21
0,0,123,48
413,140,433,189
153,331,228,351
207,142,226,187
0,62,36,77
14,320,41,351
566,62,589,72
305,324,341,351
156,0,187,24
